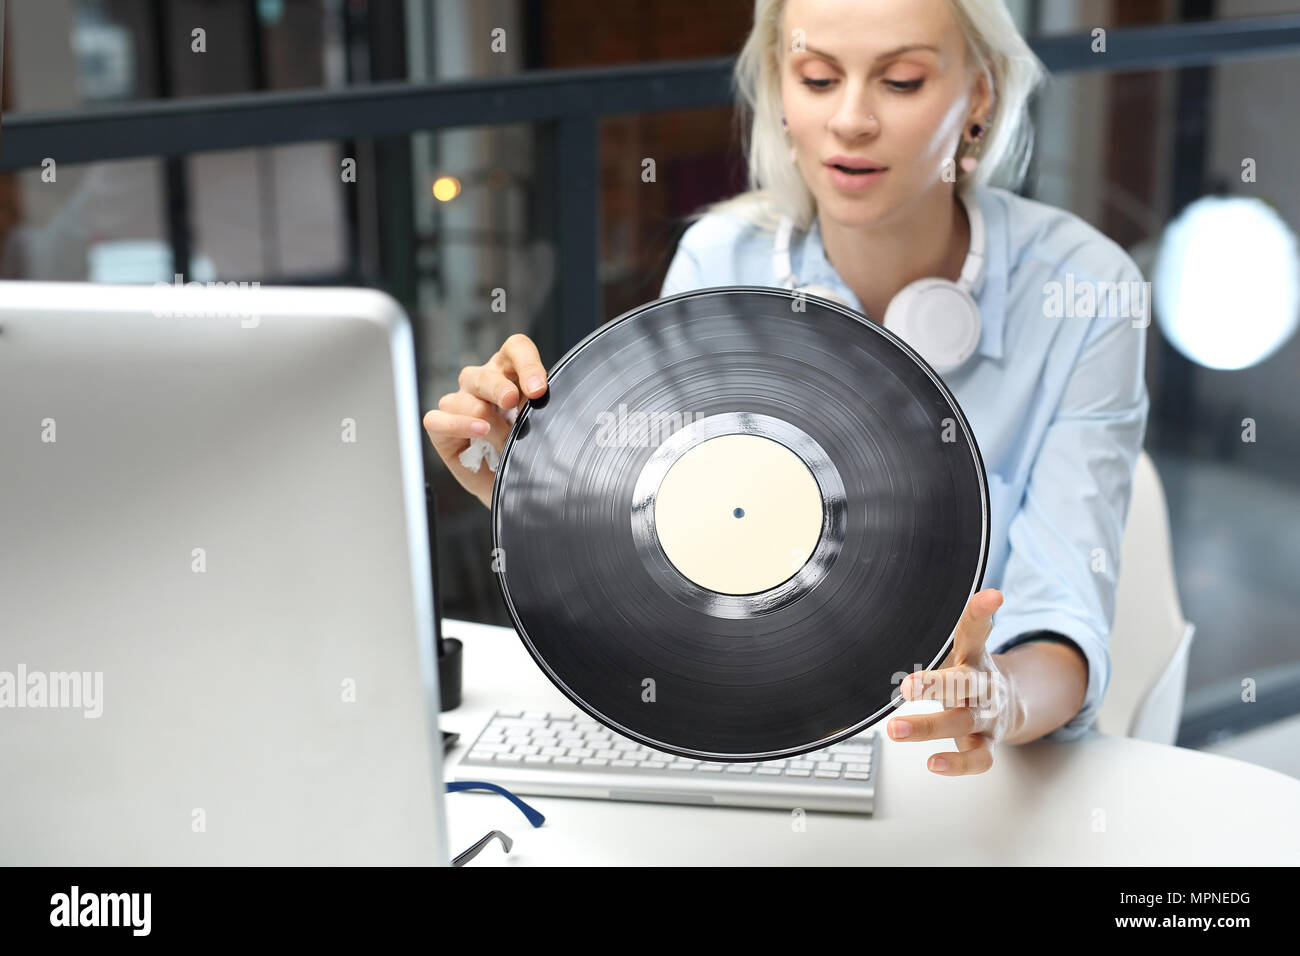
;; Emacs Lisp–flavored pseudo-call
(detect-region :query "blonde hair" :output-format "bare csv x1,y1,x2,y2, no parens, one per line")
696,0,1047,232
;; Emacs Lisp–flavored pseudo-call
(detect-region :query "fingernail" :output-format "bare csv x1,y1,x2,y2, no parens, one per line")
472,421,490,435
891,720,911,739
500,386,515,406
931,757,948,772
525,376,544,394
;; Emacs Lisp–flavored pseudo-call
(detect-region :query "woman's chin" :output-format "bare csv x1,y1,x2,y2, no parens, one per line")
816,192,894,229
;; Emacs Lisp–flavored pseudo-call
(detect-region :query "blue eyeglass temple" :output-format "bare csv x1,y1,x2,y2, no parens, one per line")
447,781,546,827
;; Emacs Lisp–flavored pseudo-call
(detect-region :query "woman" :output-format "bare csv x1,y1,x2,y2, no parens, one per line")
423,0,1149,776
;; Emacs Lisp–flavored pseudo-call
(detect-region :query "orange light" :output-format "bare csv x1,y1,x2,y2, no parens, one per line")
432,176,461,202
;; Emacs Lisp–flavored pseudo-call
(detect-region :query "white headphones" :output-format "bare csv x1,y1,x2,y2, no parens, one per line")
773,191,986,374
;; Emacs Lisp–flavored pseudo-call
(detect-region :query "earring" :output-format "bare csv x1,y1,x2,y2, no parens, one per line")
782,115,797,162
959,120,987,173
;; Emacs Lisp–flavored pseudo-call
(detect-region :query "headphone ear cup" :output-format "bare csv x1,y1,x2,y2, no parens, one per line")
882,278,982,374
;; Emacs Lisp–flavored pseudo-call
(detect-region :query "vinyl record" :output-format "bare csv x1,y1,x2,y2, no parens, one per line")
491,286,989,761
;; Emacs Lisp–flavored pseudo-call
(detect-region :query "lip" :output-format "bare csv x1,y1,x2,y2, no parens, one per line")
824,155,888,172
825,162,887,192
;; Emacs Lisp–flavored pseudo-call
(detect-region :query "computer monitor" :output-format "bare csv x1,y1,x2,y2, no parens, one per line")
0,279,448,865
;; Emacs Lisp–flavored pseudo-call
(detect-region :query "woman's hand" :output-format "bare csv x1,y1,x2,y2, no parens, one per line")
423,333,549,509
887,588,1025,775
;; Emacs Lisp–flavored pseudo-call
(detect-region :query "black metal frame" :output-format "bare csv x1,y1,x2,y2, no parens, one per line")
6,15,1300,349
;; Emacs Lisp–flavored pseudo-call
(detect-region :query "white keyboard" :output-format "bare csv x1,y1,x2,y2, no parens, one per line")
452,709,879,814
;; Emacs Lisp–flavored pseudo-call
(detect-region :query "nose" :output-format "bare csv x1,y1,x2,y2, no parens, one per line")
826,78,880,141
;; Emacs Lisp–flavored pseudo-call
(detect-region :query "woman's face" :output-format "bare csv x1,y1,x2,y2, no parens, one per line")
780,0,989,227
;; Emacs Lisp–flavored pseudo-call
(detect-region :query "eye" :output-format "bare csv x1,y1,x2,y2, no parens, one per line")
885,79,924,92
801,78,834,90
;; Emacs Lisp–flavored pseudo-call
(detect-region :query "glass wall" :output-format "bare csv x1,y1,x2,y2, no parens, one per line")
1022,54,1300,720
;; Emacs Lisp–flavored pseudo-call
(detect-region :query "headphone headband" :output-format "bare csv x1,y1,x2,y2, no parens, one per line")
956,190,986,293
773,215,797,289
772,190,987,294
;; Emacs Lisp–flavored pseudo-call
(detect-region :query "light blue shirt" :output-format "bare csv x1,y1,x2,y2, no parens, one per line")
659,185,1150,742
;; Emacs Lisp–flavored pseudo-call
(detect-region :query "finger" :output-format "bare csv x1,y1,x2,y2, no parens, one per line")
951,587,1003,666
496,334,548,400
927,737,994,775
422,408,490,449
438,389,503,425
886,706,979,743
425,393,510,455
900,664,987,708
459,363,522,413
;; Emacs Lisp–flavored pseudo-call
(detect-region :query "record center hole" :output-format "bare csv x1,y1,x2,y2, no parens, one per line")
733,507,745,518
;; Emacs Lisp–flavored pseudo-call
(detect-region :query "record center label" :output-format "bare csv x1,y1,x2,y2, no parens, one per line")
653,433,823,595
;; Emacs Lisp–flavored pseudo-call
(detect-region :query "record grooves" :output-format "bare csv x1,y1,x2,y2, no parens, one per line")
491,286,989,761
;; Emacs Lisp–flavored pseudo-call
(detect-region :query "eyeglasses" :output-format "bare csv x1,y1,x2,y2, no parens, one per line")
447,781,545,866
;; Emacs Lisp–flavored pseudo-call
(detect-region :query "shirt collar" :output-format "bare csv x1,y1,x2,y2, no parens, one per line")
798,186,1009,361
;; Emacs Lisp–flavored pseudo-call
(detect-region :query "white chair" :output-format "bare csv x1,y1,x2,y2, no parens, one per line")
1095,451,1197,745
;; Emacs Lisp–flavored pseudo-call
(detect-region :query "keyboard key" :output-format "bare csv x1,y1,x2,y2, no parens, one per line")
495,753,524,765
553,756,581,766
845,762,872,773
784,768,811,777
755,766,782,775
815,762,844,772
788,760,814,770
514,744,540,756
815,769,841,779
845,771,871,780
497,718,543,730
524,755,552,766
596,749,621,760
725,765,754,774
541,746,567,756
466,751,495,762
642,760,667,769
568,747,594,759
580,757,609,767
611,759,637,768
669,762,695,771
697,763,724,773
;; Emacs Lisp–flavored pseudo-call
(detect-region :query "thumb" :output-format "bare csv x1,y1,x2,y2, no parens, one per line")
952,588,1003,666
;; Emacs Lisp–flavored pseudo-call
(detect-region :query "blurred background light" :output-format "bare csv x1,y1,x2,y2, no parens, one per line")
432,176,462,202
1153,195,1300,371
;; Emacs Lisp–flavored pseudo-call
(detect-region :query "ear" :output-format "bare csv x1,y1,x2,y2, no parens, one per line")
968,64,995,125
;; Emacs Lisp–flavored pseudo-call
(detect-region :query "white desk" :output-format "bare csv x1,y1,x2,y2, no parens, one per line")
439,618,1300,865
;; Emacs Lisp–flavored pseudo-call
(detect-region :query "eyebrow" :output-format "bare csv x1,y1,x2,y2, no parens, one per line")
803,43,940,64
